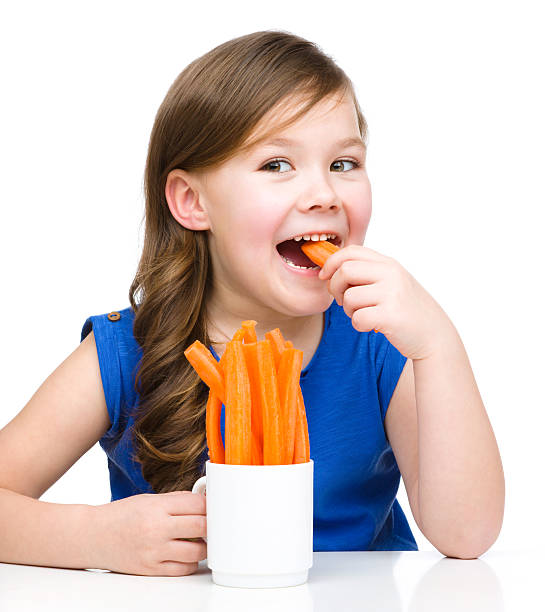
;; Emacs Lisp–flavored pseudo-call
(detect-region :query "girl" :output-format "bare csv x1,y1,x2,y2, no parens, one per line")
0,30,504,577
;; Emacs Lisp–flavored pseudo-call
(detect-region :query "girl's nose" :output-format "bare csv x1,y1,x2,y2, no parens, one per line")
299,172,342,212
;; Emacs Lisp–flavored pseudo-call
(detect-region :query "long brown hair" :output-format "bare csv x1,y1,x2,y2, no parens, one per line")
128,30,368,493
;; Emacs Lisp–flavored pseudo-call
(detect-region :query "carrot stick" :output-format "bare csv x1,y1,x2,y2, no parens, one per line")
184,340,226,403
293,387,310,463
256,339,283,465
277,347,303,464
206,388,225,464
232,328,246,341
281,337,307,463
265,328,286,370
301,389,310,462
292,391,304,464
241,320,258,343
242,342,263,465
250,429,261,465
224,340,252,464
301,240,378,333
215,348,228,461
300,239,339,267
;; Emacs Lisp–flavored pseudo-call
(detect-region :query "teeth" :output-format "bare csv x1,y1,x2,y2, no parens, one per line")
292,233,337,242
280,255,319,270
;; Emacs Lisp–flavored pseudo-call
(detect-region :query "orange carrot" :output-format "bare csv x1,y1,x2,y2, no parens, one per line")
256,339,283,465
232,328,246,341
293,387,310,463
277,347,303,464
184,340,226,402
250,429,261,465
281,338,308,463
265,328,286,370
300,239,339,268
301,389,310,462
224,340,252,465
192,321,311,467
241,320,258,343
242,342,263,465
206,389,225,464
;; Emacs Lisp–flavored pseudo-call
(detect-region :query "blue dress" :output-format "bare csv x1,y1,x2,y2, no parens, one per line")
80,301,418,551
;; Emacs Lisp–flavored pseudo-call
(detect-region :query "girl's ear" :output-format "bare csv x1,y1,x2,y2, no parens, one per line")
165,169,210,231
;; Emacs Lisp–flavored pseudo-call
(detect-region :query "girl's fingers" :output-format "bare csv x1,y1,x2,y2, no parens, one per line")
340,284,382,318
319,244,389,281
167,514,207,539
327,259,385,305
165,538,208,562
164,491,206,516
158,561,199,577
352,305,382,334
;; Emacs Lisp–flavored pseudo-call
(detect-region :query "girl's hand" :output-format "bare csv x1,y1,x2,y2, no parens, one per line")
91,491,207,576
318,244,457,361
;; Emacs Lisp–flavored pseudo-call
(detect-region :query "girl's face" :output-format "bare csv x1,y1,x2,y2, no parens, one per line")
193,92,371,318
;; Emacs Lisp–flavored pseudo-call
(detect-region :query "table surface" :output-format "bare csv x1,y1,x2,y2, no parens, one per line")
0,550,539,611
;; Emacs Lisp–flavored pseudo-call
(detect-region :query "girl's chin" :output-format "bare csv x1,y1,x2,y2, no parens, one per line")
272,252,333,309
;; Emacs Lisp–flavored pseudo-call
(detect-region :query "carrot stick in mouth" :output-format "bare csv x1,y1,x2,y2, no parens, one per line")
300,239,339,268
302,240,378,333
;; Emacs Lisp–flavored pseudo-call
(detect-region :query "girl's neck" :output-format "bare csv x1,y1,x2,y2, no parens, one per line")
206,303,325,368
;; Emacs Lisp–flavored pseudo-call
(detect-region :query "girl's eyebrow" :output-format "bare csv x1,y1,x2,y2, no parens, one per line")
257,136,366,151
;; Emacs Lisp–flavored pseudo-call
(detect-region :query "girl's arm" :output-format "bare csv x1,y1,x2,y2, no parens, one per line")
0,331,110,499
0,330,110,568
0,331,208,576
319,244,505,557
0,487,98,569
411,324,505,556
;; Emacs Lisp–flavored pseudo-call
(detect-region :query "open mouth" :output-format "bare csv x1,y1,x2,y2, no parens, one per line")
276,234,342,269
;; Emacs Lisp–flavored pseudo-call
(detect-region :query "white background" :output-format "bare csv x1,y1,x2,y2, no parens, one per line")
1,0,543,555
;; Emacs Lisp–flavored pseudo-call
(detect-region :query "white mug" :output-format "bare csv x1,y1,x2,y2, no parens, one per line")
192,459,314,588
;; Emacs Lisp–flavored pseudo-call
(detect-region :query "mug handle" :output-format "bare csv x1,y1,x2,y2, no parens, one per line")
191,476,207,543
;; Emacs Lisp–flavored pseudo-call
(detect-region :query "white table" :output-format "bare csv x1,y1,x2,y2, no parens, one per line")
0,550,539,611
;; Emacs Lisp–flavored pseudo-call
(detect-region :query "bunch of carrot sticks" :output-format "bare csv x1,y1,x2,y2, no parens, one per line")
184,321,310,465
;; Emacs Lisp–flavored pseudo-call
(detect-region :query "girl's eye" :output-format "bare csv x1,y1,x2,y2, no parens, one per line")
261,158,361,173
261,159,292,173
331,159,360,172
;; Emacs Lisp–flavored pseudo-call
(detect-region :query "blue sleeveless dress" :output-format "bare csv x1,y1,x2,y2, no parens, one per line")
81,301,418,551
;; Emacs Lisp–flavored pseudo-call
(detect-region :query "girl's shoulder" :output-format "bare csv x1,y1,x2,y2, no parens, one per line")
80,307,140,441
81,306,136,344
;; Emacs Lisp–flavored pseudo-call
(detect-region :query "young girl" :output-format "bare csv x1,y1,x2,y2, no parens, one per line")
0,30,504,577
